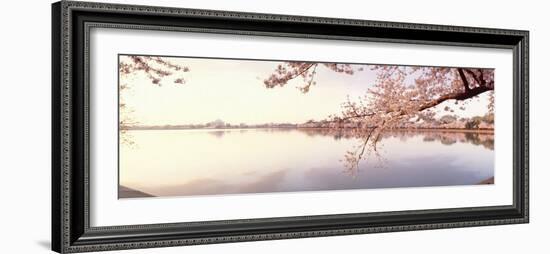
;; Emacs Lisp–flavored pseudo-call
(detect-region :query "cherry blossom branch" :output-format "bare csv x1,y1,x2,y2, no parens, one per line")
263,62,354,92
119,56,190,85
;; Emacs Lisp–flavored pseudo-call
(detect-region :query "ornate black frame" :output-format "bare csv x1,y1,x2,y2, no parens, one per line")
52,1,529,253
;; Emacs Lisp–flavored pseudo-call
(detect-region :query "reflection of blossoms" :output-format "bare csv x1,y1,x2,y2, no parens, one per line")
386,131,494,151
338,127,495,174
301,129,494,177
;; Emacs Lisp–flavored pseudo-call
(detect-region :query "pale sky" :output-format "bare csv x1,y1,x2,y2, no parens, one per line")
119,55,491,126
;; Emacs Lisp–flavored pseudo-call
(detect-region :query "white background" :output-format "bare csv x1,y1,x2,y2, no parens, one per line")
0,0,546,253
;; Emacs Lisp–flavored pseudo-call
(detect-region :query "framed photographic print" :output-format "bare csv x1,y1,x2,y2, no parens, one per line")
52,1,529,253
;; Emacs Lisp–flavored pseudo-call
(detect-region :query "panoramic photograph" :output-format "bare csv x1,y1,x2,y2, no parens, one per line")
118,55,495,199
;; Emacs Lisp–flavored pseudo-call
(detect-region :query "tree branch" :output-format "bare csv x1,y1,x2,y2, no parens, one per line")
333,83,492,124
290,63,317,80
457,68,471,91
465,68,490,90
418,85,492,112
299,64,318,93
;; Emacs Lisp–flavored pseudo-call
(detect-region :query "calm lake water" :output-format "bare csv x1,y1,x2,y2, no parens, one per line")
119,129,494,198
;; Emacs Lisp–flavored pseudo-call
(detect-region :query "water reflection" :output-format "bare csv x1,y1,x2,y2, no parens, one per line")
119,129,494,198
208,130,227,138
297,128,494,150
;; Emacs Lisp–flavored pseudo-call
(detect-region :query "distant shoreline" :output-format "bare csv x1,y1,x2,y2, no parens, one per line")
122,126,494,133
